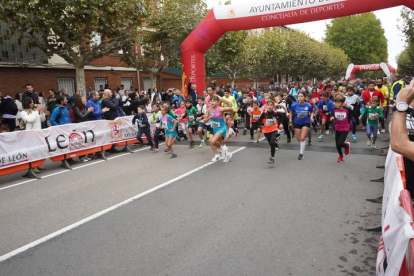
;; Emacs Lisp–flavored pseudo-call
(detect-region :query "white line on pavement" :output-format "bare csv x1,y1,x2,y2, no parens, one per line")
0,144,165,192
0,147,246,263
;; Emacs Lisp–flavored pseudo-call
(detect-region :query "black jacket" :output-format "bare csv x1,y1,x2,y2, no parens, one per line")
73,106,91,123
0,97,18,116
132,112,150,129
22,91,39,105
101,98,119,120
188,82,198,106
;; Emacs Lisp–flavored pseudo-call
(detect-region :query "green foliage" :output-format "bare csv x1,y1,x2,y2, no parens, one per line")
397,8,414,76
325,13,388,65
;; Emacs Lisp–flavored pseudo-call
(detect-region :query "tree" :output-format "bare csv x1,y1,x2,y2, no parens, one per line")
397,8,414,76
133,0,207,89
205,30,248,87
325,13,388,68
0,0,146,96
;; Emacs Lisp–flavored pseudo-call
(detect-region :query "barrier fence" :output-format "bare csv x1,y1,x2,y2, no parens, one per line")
377,149,414,276
0,115,155,178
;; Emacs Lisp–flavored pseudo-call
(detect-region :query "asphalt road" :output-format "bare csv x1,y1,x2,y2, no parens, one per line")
0,128,387,276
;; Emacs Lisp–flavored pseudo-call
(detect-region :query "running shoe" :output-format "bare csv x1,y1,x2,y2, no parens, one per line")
176,136,182,142
223,152,232,163
79,157,89,163
199,141,205,148
377,130,380,135
298,154,304,160
170,153,177,159
287,138,292,144
229,128,236,137
250,136,254,140
344,142,350,156
211,154,220,162
326,130,330,135
138,143,143,148
367,140,371,147
243,128,247,135
268,157,275,164
275,143,279,151
164,149,170,153
190,140,195,148
151,147,159,152
318,135,324,140
381,129,386,133
352,134,357,141
276,134,281,141
372,144,377,149
256,141,260,146
337,156,344,163
308,141,312,146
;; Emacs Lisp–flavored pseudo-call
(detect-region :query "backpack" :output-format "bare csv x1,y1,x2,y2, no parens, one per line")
54,107,63,124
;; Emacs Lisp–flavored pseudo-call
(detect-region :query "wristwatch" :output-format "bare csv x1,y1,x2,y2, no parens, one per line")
393,102,409,112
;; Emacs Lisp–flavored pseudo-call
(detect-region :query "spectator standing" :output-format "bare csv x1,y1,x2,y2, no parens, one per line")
188,82,198,106
86,92,108,120
14,93,23,130
390,74,405,104
0,92,18,132
162,89,174,104
101,89,120,120
122,91,131,115
22,84,40,107
73,95,93,123
50,96,71,126
172,90,185,107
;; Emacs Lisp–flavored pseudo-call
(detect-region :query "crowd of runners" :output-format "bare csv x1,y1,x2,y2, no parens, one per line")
136,75,408,164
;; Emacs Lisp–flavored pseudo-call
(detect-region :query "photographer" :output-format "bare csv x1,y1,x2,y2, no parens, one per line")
391,79,414,161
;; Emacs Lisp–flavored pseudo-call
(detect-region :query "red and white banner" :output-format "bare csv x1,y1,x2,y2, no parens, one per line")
377,149,414,276
0,116,154,170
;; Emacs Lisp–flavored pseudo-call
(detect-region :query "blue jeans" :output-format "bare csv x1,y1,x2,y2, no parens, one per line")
366,125,378,138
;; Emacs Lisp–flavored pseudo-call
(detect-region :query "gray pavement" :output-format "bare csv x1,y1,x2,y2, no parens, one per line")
0,129,387,276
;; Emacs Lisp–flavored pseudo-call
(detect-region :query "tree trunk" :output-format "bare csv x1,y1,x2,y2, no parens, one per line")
149,71,157,91
75,63,86,97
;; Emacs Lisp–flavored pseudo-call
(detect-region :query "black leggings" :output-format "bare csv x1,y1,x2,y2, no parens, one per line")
154,128,164,148
335,131,349,156
137,128,154,148
264,131,278,158
278,114,291,140
350,115,357,135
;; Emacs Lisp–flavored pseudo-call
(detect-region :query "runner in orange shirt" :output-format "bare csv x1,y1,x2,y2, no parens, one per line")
250,101,263,145
258,101,279,165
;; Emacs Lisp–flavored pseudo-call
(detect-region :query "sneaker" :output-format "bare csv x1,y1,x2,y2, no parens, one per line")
243,129,247,135
250,136,254,140
307,141,312,146
199,141,205,148
176,136,182,142
164,149,170,153
229,128,236,137
337,156,344,163
276,134,281,141
151,147,159,152
170,153,177,159
223,152,232,163
298,154,304,160
275,143,279,151
84,157,92,161
211,154,220,162
367,140,371,147
344,142,350,156
138,143,143,148
372,144,377,149
220,146,228,160
79,157,89,163
381,129,386,133
287,138,292,144
268,157,275,164
352,134,357,141
190,140,195,148
318,135,324,140
326,130,330,135
256,141,260,146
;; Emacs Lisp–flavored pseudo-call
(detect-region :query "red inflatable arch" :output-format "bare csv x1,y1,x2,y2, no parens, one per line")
181,0,414,96
345,62,397,80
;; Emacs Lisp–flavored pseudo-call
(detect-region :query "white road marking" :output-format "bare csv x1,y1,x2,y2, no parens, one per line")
0,147,246,263
0,143,165,192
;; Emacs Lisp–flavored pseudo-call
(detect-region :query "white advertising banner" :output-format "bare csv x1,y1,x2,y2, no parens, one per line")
0,116,154,170
376,149,414,276
213,0,347,20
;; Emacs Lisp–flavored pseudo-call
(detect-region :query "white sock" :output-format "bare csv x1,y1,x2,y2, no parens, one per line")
300,141,306,154
201,140,204,143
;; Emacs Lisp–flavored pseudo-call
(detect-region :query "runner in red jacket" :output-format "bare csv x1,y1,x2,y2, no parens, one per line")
362,81,384,106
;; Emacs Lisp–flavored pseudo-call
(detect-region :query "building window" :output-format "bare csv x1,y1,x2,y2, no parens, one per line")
0,37,3,44
58,78,76,96
94,77,108,92
121,78,133,91
11,45,15,51
1,51,9,58
19,52,23,59
18,38,22,46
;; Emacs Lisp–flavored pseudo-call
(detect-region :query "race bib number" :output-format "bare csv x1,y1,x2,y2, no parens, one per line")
369,113,377,120
253,115,261,120
323,105,328,111
335,112,346,121
161,122,168,130
138,122,146,128
212,121,221,128
189,115,195,122
266,118,276,125
297,113,307,119
247,107,252,114
407,115,414,130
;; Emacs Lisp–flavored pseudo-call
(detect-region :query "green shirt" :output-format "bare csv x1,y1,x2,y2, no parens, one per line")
184,106,198,125
361,106,383,126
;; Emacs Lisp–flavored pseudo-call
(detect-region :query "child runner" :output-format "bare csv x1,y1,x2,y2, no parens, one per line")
205,96,234,163
275,93,291,143
331,94,351,162
250,101,262,145
132,106,155,150
359,96,384,149
317,92,335,140
160,105,178,158
175,101,188,141
289,91,314,160
196,96,210,148
182,100,199,148
345,86,361,141
259,101,279,164
151,103,162,152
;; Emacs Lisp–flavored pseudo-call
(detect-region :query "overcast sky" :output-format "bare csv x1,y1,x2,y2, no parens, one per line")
205,0,407,68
